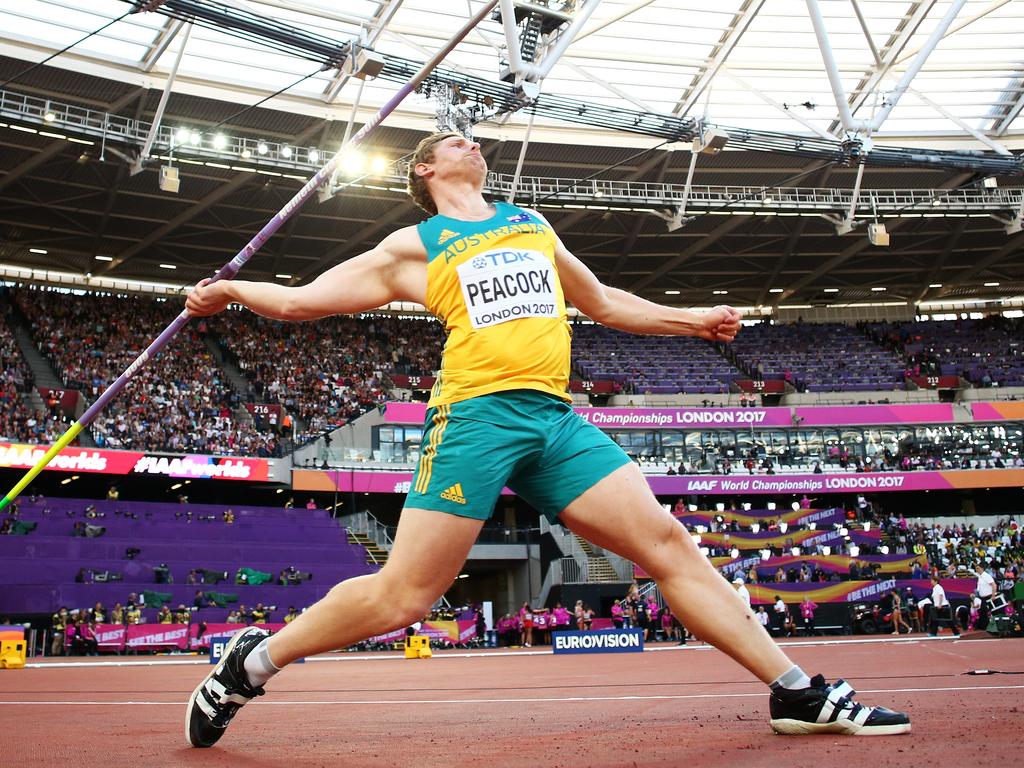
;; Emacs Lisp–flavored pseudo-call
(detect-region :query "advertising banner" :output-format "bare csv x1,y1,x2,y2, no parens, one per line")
384,402,793,428
0,443,270,482
651,469,1024,495
552,628,644,654
971,402,1024,421
741,578,974,604
125,624,189,650
673,507,845,528
188,623,285,650
295,467,1024,496
793,404,955,426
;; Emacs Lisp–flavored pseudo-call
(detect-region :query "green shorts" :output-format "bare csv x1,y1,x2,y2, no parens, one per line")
406,389,631,524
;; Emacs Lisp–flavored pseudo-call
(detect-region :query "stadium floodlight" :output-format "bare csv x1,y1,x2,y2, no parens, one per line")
212,133,228,150
257,142,268,155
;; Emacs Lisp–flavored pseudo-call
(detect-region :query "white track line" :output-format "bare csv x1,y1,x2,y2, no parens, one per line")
23,634,976,669
2,684,1022,707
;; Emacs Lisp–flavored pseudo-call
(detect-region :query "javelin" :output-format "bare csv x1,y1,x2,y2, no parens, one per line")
0,0,498,512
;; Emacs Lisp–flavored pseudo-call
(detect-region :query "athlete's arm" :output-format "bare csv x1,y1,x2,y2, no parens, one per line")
552,235,741,342
186,227,427,320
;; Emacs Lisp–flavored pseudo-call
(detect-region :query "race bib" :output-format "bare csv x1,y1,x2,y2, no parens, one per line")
456,248,559,329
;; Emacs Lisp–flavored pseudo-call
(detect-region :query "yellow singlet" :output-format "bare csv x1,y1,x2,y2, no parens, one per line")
416,201,571,407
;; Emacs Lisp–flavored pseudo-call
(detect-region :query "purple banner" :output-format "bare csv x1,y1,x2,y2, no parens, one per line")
649,469,1024,495
295,468,1024,496
794,404,955,426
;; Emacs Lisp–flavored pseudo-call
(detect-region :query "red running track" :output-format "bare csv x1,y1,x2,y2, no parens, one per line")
1,636,1021,767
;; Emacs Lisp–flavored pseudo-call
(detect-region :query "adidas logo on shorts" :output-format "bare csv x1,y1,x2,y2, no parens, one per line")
440,483,467,504
437,228,460,245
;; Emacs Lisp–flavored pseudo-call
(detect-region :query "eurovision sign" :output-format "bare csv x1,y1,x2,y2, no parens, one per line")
552,628,644,654
0,443,270,482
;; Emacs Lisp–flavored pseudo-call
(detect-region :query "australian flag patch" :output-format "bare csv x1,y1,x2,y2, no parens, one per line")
506,212,531,223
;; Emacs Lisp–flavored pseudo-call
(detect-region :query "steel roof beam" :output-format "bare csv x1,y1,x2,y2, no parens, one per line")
626,215,748,293
0,141,65,194
672,0,765,118
933,230,1024,297
97,171,252,275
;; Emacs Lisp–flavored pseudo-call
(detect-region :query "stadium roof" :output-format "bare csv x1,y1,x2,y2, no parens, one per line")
0,0,1021,309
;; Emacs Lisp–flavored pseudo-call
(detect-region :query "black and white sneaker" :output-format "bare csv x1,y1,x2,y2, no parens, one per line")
769,675,911,736
185,627,270,748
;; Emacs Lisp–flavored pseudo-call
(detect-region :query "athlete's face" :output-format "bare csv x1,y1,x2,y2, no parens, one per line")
427,135,487,184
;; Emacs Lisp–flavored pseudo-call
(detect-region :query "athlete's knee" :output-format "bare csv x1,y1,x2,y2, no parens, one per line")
637,516,696,580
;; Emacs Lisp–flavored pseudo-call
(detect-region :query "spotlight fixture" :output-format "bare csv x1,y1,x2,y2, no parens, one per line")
212,133,228,150
308,148,320,164
241,149,252,160
43,111,56,122
280,146,293,159
257,142,268,156
867,222,889,246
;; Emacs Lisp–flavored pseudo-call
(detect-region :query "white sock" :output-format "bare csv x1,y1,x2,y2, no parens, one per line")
242,637,281,687
771,665,811,691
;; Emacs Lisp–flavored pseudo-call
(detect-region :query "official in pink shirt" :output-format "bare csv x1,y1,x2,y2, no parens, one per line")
611,599,625,629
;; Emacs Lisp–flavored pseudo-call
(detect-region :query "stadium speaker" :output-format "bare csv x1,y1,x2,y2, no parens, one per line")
867,222,889,246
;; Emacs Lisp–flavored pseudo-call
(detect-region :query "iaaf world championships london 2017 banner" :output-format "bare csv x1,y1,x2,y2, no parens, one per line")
383,402,970,428
293,467,1024,496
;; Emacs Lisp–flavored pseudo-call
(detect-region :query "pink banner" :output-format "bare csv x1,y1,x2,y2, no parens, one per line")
794,404,955,426
0,443,269,481
125,623,190,650
189,623,285,650
385,402,793,428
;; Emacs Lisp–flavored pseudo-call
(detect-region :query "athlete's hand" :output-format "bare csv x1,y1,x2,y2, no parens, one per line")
698,305,742,342
186,278,232,317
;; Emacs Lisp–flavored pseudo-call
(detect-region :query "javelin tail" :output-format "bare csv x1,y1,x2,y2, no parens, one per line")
0,1,498,512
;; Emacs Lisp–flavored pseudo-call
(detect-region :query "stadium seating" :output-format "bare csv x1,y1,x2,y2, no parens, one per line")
867,317,1024,388
571,324,739,394
0,497,376,617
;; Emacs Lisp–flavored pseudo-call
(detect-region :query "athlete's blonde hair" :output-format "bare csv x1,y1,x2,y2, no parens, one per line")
406,131,463,216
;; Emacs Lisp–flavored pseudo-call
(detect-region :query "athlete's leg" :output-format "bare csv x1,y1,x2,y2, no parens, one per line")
266,507,483,666
558,462,792,684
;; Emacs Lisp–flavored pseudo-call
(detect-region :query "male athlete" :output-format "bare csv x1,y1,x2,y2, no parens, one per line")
184,131,910,746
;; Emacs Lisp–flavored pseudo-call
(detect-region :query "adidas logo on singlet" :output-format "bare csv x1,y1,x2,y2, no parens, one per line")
437,228,460,245
440,483,467,504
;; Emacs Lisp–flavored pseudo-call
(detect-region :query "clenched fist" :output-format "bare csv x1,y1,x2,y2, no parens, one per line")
698,305,742,343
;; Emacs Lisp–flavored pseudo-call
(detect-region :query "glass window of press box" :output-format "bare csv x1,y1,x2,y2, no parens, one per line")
365,422,1024,470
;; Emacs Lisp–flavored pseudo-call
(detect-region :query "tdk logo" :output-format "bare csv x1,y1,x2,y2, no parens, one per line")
470,251,535,269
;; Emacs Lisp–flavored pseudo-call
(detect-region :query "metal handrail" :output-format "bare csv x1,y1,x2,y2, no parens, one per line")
3,87,1020,215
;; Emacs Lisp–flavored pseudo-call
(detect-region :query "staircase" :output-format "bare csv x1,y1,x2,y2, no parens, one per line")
5,307,97,447
347,529,390,568
572,534,620,582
